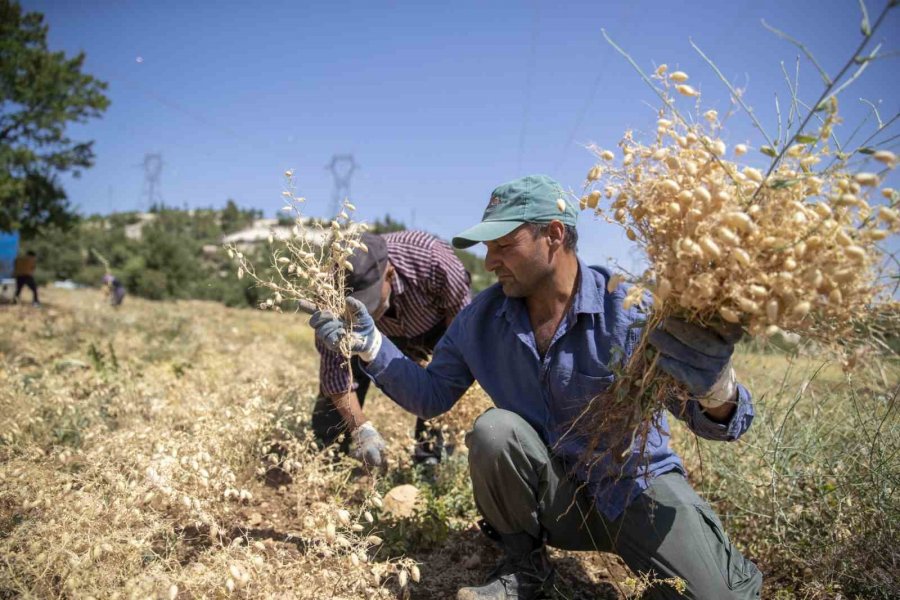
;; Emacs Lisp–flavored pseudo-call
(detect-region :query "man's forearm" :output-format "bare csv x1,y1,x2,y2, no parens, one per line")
698,365,738,423
328,391,366,432
681,383,755,442
363,334,473,420
701,397,737,423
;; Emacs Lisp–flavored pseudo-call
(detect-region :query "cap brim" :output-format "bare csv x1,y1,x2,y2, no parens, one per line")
349,281,383,314
451,220,523,249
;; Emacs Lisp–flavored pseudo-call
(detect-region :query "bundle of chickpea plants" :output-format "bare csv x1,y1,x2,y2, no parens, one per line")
228,172,370,347
574,9,899,463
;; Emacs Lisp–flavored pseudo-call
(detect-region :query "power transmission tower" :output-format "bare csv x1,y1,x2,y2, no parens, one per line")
325,154,358,217
139,153,164,211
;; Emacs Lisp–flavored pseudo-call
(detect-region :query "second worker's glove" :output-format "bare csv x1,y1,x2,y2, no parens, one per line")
648,317,743,408
309,297,383,362
352,421,387,468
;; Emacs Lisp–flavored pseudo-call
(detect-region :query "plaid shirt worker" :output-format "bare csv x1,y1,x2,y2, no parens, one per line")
316,230,471,396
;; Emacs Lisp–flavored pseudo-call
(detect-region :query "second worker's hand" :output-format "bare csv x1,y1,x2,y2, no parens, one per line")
309,297,383,362
352,421,387,469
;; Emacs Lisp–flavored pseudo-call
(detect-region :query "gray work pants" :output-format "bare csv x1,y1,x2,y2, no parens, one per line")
466,408,762,600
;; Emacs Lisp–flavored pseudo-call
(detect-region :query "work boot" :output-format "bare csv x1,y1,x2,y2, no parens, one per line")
457,533,554,600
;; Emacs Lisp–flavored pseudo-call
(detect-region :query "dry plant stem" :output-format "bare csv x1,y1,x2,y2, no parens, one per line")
601,30,747,199
572,309,674,469
830,111,900,171
725,2,895,204
90,247,111,275
688,39,777,150
859,98,884,128
761,19,832,85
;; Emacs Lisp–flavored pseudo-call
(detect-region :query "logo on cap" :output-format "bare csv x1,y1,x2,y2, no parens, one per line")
487,195,501,209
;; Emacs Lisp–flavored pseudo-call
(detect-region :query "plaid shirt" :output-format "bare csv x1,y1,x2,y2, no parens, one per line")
317,230,471,397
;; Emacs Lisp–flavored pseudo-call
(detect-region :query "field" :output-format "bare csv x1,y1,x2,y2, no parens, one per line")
1,289,897,599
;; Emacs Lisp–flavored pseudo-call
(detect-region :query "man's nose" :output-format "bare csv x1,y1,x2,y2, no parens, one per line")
484,247,500,272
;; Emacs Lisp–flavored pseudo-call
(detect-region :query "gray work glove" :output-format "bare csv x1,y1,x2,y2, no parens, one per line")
647,317,743,408
352,421,386,468
309,297,383,362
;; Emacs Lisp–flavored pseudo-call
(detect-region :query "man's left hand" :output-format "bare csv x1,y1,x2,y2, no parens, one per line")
648,317,743,407
309,297,383,362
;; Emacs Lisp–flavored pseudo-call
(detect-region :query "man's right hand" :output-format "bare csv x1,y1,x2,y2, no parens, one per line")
352,422,387,468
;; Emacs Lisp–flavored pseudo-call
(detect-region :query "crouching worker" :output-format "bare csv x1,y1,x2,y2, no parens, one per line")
102,274,126,307
309,175,762,599
311,230,471,469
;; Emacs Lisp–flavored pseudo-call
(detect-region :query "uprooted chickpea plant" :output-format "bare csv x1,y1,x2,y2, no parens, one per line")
569,4,899,483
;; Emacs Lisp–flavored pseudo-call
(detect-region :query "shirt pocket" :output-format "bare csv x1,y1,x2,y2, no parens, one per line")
555,370,615,428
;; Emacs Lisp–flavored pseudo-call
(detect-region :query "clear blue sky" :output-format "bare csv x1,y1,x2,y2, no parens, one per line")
24,0,900,268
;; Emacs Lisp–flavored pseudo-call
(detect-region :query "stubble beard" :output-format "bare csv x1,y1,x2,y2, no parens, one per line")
498,269,548,299
500,280,527,298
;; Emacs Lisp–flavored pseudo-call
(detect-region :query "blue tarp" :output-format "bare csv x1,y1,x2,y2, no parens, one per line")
0,232,20,278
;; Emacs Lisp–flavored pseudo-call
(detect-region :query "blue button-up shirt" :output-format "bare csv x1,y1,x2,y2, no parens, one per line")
365,259,755,520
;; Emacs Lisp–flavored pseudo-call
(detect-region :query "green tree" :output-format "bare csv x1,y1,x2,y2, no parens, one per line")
220,199,261,234
370,213,406,234
138,221,202,299
0,0,110,237
453,248,491,294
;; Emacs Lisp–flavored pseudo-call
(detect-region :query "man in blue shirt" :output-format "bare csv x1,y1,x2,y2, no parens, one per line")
310,175,762,599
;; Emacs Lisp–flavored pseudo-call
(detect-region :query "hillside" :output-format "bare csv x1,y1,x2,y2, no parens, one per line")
20,206,494,310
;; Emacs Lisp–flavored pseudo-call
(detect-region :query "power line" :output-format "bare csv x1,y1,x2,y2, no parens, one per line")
516,2,541,175
551,2,749,174
552,9,636,173
107,67,285,161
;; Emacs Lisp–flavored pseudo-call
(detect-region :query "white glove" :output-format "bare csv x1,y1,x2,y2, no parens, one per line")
698,363,737,410
352,422,386,468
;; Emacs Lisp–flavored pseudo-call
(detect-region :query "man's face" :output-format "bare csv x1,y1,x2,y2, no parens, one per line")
371,263,394,320
484,224,553,298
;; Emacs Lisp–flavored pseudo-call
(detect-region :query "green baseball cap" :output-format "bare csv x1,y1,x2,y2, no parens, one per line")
451,174,578,249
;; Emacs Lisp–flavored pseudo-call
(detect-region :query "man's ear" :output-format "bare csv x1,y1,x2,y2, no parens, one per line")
546,220,566,248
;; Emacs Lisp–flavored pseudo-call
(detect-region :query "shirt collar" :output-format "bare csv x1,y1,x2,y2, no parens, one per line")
495,258,605,320
571,258,605,315
390,270,405,296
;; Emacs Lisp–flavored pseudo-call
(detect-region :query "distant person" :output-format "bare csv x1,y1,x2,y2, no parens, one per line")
311,230,471,469
14,251,40,307
103,273,126,307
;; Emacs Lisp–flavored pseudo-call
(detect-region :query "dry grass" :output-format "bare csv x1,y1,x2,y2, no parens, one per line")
673,343,899,599
1,289,896,598
0,290,627,599
0,290,417,599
